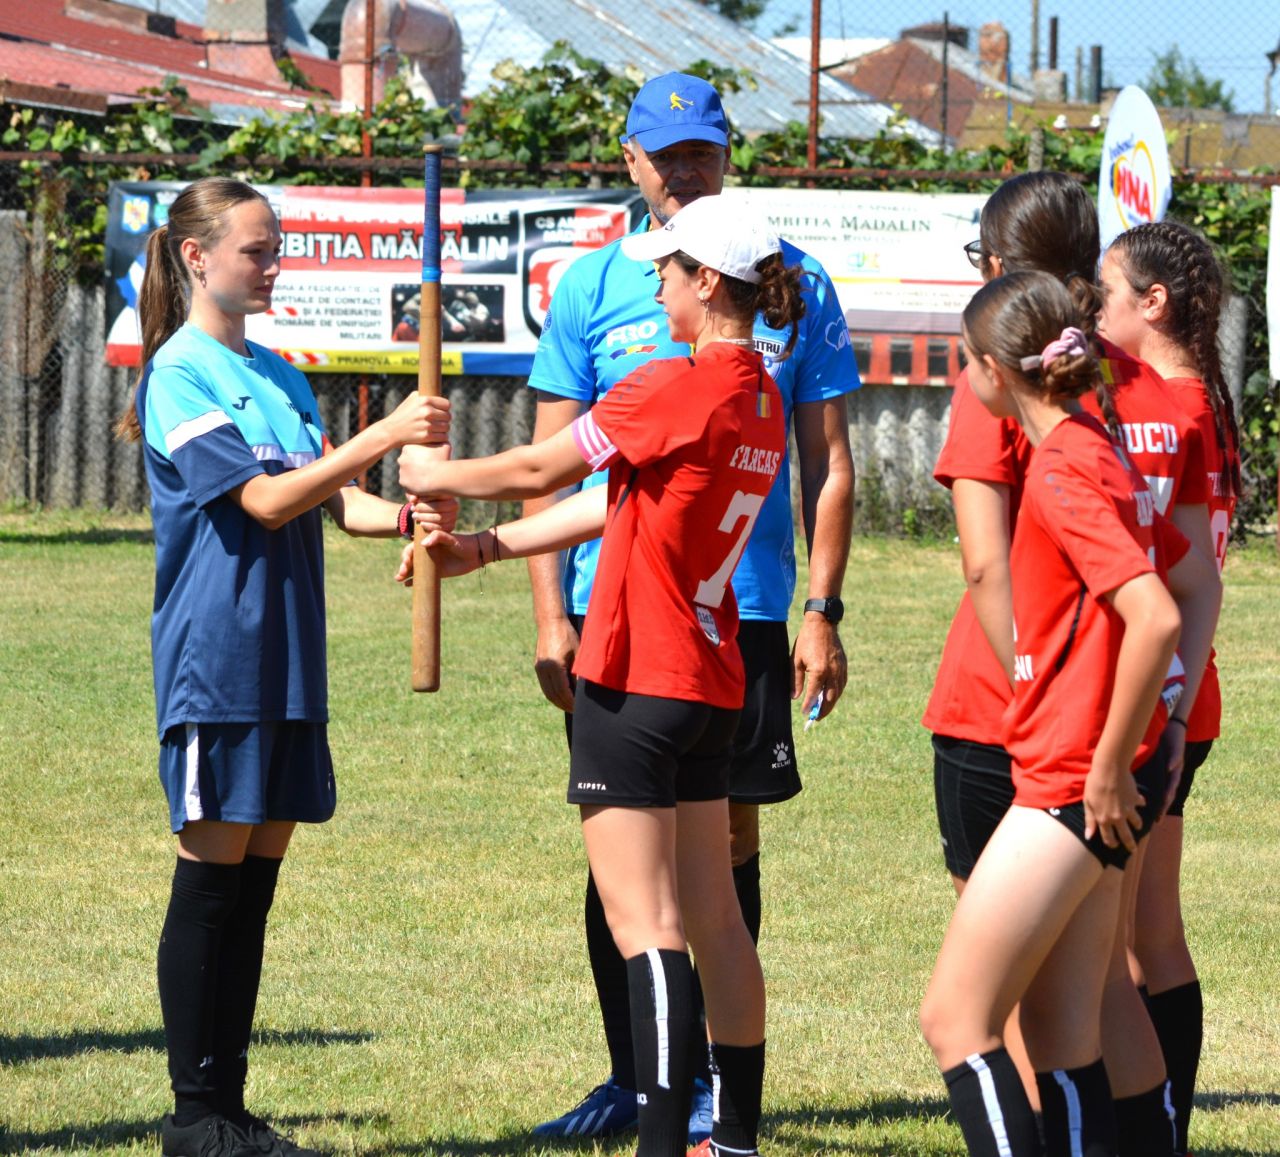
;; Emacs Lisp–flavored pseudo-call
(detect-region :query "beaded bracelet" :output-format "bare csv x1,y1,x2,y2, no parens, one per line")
397,501,414,540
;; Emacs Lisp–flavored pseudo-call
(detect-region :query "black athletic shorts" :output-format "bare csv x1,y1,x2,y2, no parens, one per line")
564,616,801,806
1166,738,1212,818
567,679,740,808
1044,738,1171,869
932,735,1014,880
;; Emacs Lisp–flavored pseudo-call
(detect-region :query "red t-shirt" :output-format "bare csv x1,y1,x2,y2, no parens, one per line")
922,368,1033,742
1162,376,1240,741
572,343,785,709
1082,339,1210,514
1003,413,1191,808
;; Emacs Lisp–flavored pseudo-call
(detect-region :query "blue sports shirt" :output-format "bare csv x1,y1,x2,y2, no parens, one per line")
138,324,329,735
528,218,860,622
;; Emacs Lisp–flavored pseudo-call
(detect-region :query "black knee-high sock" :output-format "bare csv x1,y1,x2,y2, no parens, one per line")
709,1040,765,1155
212,854,282,1119
158,858,242,1124
1036,1058,1117,1157
942,1048,1041,1157
1146,982,1202,1154
1114,1082,1176,1157
628,949,697,1157
732,854,762,946
586,870,636,1088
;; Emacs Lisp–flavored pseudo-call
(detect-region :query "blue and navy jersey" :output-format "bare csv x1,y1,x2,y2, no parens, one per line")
528,217,860,622
138,324,329,736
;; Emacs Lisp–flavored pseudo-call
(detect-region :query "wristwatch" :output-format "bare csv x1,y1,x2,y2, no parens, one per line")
803,597,844,625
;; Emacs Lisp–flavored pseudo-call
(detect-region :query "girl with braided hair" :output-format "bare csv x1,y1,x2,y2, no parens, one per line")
920,270,1221,1157
925,172,1217,1152
1099,221,1240,1156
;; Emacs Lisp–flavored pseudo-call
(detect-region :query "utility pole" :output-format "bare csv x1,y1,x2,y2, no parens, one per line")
1030,0,1040,75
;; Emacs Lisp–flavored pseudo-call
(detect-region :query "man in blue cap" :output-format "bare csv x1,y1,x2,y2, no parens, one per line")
524,71,859,1150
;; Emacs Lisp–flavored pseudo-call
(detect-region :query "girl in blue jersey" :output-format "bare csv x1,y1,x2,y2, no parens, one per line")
116,177,450,1157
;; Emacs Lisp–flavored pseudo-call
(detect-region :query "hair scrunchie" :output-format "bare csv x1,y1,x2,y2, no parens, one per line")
1019,326,1088,372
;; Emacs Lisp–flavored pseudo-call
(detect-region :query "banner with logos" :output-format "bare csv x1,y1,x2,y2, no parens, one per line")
105,183,987,377
1097,86,1173,251
105,183,646,375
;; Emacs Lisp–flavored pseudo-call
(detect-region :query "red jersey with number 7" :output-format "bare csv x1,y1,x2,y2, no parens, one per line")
571,343,785,708
1003,413,1191,808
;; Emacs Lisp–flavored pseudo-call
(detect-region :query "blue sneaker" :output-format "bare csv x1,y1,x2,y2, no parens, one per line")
686,1078,714,1145
532,1077,639,1138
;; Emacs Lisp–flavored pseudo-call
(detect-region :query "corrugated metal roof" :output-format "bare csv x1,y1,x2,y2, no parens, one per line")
1,0,340,120
457,0,938,143
107,0,330,55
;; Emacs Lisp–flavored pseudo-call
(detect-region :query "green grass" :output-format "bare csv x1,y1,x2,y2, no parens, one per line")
1,511,1277,1155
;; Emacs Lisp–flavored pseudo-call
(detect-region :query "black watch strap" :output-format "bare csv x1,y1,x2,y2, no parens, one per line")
803,596,844,624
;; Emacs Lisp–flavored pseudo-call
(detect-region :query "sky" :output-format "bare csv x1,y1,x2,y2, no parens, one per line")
760,0,1279,114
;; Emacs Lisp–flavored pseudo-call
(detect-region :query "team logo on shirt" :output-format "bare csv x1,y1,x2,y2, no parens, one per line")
1134,488,1155,527
604,321,660,347
232,396,252,410
772,741,791,769
1014,653,1034,682
1120,421,1178,455
825,320,851,352
287,402,316,426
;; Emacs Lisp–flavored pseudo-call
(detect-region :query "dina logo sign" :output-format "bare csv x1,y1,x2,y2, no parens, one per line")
1110,138,1160,228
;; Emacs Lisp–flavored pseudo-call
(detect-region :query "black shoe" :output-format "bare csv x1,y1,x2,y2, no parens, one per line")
238,1114,323,1157
161,1113,254,1157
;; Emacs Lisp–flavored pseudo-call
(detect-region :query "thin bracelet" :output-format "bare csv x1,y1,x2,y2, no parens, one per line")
474,533,485,573
1167,717,1188,729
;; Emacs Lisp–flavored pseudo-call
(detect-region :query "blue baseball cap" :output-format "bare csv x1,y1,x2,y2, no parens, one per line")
621,73,729,152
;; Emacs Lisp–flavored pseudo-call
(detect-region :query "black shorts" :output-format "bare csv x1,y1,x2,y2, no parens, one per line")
1166,738,1212,818
567,680,740,808
565,616,801,807
932,735,1014,880
1044,739,1171,869
727,620,802,805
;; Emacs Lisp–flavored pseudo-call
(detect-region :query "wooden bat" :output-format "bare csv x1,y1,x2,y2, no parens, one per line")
411,143,444,692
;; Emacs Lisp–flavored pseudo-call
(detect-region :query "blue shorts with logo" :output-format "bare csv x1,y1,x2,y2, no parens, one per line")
158,720,336,833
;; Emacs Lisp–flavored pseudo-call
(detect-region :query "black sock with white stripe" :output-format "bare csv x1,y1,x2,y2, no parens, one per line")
942,1048,1041,1157
1114,1081,1177,1157
1146,981,1202,1155
158,857,242,1125
1036,1058,1117,1157
709,1040,765,1156
627,948,697,1157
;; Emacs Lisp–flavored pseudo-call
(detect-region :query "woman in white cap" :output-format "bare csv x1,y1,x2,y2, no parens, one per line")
399,194,806,1157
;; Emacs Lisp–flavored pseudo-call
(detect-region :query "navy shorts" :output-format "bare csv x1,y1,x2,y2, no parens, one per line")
566,616,801,806
932,735,1015,880
567,680,740,808
1166,738,1212,817
159,721,336,833
1043,739,1171,870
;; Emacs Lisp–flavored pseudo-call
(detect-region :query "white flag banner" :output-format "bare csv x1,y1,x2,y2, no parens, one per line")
1098,86,1173,252
1269,187,1280,382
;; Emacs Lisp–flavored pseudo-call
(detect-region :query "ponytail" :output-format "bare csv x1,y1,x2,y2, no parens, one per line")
114,176,271,442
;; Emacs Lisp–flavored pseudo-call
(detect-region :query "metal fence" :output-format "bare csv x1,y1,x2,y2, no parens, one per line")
0,155,1274,538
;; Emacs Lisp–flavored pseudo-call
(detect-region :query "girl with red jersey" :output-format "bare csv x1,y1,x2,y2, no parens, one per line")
1099,221,1240,1156
920,271,1220,1157
399,195,805,1157
923,173,1215,1145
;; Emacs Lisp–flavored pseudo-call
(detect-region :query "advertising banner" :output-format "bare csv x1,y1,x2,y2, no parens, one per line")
105,183,646,375
106,183,988,378
1097,85,1173,251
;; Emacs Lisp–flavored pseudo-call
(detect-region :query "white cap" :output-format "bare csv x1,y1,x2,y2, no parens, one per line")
620,195,780,284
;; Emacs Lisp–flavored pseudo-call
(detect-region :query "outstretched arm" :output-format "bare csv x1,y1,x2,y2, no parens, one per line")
396,487,608,583
233,393,450,530
398,421,591,502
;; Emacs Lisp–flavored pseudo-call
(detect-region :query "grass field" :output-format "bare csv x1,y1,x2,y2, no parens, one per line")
1,509,1277,1156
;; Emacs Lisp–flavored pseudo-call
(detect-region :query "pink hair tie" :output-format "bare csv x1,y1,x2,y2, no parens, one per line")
1019,326,1087,372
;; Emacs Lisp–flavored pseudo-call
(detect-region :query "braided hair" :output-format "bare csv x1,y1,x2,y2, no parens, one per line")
1106,221,1241,498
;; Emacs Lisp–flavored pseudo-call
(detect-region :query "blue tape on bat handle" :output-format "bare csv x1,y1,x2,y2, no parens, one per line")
422,148,441,284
